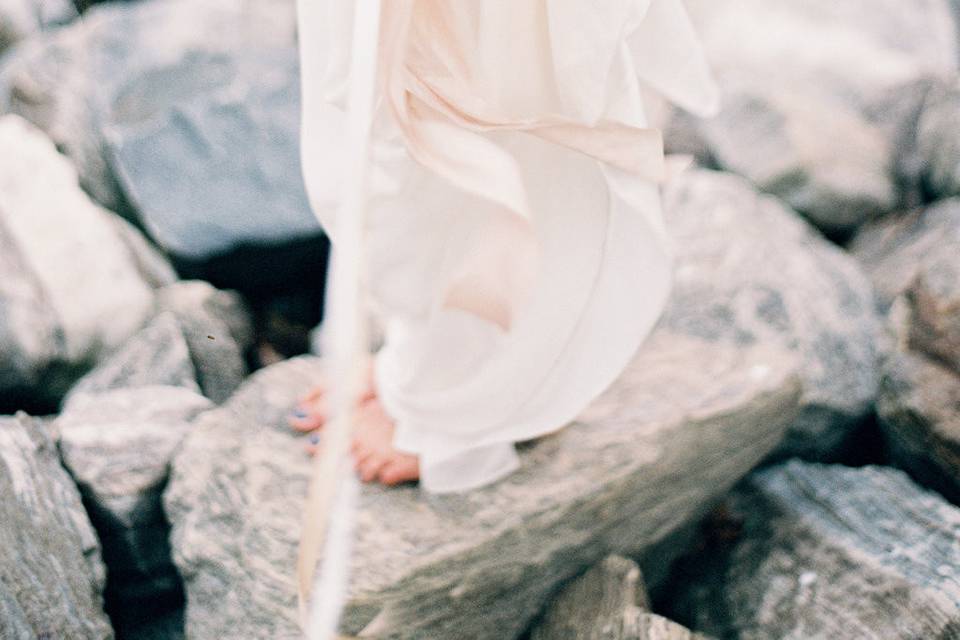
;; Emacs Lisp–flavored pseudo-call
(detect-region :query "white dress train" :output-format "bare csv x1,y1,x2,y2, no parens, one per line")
297,0,720,493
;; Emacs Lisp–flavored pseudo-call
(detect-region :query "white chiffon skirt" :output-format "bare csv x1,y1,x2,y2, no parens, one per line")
297,0,720,493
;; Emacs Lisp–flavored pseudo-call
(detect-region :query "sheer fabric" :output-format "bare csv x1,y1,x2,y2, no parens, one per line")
298,0,720,492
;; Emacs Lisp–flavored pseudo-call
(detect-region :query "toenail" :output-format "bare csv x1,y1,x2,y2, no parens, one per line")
292,409,307,419
309,433,320,445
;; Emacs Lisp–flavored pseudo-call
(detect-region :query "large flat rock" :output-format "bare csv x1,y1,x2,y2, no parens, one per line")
0,414,113,639
666,460,960,639
166,329,801,638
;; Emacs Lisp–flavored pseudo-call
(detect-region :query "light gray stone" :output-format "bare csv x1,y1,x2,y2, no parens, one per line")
57,386,212,638
851,198,960,311
667,0,958,234
663,169,881,460
667,460,960,639
531,555,710,640
165,316,802,636
155,281,254,403
0,0,75,53
64,312,200,405
0,413,113,639
0,114,156,408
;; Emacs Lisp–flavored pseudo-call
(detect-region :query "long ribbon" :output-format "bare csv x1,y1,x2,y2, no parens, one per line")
295,1,382,638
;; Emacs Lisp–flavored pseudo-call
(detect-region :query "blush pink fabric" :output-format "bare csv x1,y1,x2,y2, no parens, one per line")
297,0,720,492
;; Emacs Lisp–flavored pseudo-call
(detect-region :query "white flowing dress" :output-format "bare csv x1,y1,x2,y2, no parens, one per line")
297,0,720,493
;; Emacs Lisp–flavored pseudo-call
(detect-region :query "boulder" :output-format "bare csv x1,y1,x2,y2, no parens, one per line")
918,78,960,200
0,114,158,411
0,0,314,255
56,386,212,638
663,169,880,461
666,460,960,639
669,0,958,234
0,0,75,53
0,414,112,639
876,338,960,504
64,312,200,404
530,555,710,640
154,281,254,403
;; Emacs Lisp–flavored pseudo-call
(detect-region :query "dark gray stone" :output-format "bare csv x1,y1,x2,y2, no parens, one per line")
667,460,960,639
0,413,113,639
663,169,881,461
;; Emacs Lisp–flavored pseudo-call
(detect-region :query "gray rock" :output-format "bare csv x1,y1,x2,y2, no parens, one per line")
851,198,960,313
0,413,113,639
0,0,75,53
155,281,254,403
65,312,200,405
531,555,710,640
56,386,212,638
0,114,156,408
663,169,881,461
670,0,958,234
668,460,960,639
165,321,802,637
104,47,319,260
108,215,179,289
877,339,960,504
0,0,313,257
918,78,960,200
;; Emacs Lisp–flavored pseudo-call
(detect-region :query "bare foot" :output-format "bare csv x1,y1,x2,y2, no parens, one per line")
304,397,420,486
287,357,376,432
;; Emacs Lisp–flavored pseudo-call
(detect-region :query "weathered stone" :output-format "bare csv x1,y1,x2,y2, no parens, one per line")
0,414,113,639
663,169,880,461
0,0,305,241
108,215,179,289
0,0,75,53
667,460,960,639
0,114,156,410
877,340,960,504
918,78,960,200
669,0,958,234
154,281,253,403
531,556,709,640
851,199,960,311
64,312,200,405
166,325,802,636
56,386,212,638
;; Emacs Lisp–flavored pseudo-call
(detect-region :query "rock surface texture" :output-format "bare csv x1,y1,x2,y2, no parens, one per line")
56,387,212,637
0,114,158,410
852,199,960,500
164,171,819,640
0,414,113,640
671,0,958,234
663,169,880,460
0,0,317,256
531,555,709,640
667,460,960,639
0,0,75,53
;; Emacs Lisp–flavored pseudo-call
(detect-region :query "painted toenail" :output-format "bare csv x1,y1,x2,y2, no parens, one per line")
309,433,320,445
292,409,307,419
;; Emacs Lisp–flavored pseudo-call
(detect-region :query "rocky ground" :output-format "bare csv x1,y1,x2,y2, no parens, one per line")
2,1,960,639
